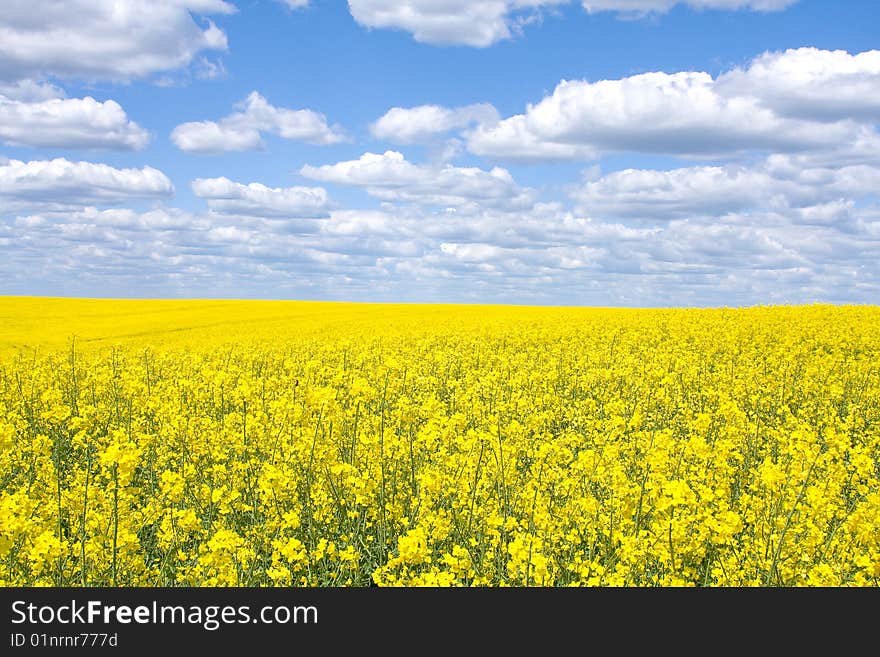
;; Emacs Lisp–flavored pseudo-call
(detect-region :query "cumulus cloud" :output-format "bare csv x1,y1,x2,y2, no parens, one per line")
571,160,880,222
14,206,197,232
717,48,880,122
192,177,332,218
0,94,149,149
0,79,65,102
0,0,234,82
344,1,797,47
170,121,261,154
0,158,173,210
765,128,880,170
424,212,880,305
300,150,535,210
466,114,598,161
171,92,346,153
467,68,861,161
361,49,879,164
3,190,879,303
573,166,782,219
370,103,499,143
581,1,797,16
347,0,567,47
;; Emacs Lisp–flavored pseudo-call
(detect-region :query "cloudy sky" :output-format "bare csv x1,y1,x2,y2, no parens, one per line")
1,0,878,305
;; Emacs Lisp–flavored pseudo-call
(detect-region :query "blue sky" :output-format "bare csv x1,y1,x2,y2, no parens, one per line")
1,0,879,305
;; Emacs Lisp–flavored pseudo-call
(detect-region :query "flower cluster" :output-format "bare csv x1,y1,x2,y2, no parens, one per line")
0,302,878,586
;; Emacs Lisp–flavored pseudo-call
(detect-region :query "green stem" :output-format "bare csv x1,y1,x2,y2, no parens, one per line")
112,465,118,586
80,446,91,586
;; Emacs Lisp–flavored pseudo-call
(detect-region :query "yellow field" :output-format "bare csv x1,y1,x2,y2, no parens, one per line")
1,298,878,586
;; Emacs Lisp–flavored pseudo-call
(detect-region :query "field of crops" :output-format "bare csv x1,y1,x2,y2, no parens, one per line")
1,298,878,586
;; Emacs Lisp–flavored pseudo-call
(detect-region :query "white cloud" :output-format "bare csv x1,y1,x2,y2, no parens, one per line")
282,0,310,7
14,206,197,232
573,165,781,219
3,192,879,303
0,79,65,102
347,0,567,47
192,177,332,218
762,155,880,204
439,241,507,262
194,56,227,80
467,70,858,161
572,159,880,222
371,103,499,143
171,92,346,153
300,150,535,210
0,158,173,210
0,1,234,82
345,1,798,47
581,1,797,16
0,94,149,149
469,48,880,162
171,121,262,154
793,200,855,228
466,114,598,161
717,48,880,122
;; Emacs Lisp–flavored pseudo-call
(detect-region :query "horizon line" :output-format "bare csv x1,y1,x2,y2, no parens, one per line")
0,295,873,311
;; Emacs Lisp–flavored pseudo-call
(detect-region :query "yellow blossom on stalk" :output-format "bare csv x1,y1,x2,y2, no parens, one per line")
274,537,307,564
98,429,141,484
175,508,200,532
159,470,185,502
0,299,878,586
441,545,473,579
0,491,33,558
0,420,15,452
338,545,359,566
197,529,248,586
507,533,550,584
27,531,65,575
658,480,697,512
395,527,429,565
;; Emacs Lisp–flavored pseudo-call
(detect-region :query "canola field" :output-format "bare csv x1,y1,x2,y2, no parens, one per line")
1,298,878,587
